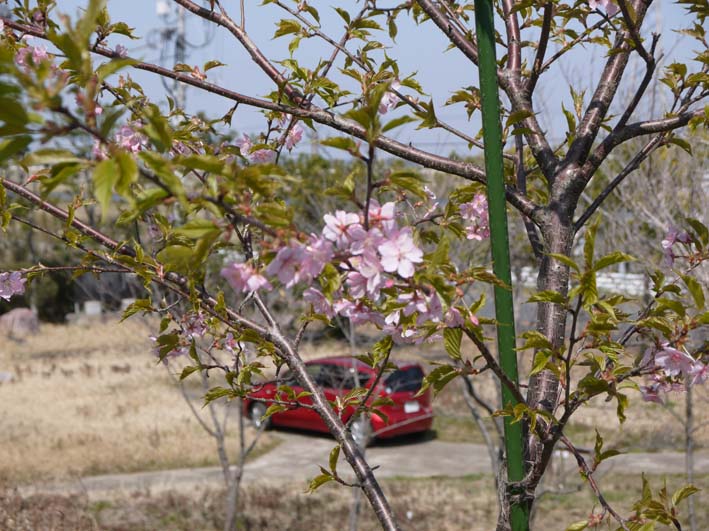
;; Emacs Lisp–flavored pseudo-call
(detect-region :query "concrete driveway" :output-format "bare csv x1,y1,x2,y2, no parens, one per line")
18,428,709,500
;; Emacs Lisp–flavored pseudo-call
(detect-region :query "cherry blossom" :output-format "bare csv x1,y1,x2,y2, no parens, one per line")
377,227,423,278
588,0,619,16
284,122,304,151
303,287,335,318
460,194,490,241
0,271,26,301
323,211,364,248
150,335,189,361
114,122,147,153
221,262,272,293
115,44,128,58
661,226,691,266
235,134,275,164
379,81,401,114
183,312,207,338
654,344,695,377
300,235,334,279
15,38,50,72
689,362,708,386
266,245,305,287
92,139,109,160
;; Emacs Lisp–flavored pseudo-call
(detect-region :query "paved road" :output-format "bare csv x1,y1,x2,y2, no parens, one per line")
19,430,709,500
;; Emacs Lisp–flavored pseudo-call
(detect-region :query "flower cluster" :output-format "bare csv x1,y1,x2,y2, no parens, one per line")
221,199,484,344
460,195,490,241
639,343,707,403
234,134,276,164
379,81,401,115
588,0,619,16
661,226,691,266
92,121,148,159
14,37,50,72
221,261,272,293
0,271,26,301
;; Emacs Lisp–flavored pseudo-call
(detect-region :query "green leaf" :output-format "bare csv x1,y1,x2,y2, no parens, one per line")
565,521,588,531
93,158,119,221
0,135,31,163
443,327,463,361
23,149,84,167
307,472,333,493
120,298,153,321
682,274,705,310
203,59,226,71
174,218,221,239
505,109,534,128
527,290,568,305
671,485,699,506
180,365,200,380
320,136,361,155
530,350,552,376
583,218,600,270
328,445,340,473
546,253,580,272
382,115,416,133
264,403,289,418
95,58,137,82
203,386,233,404
594,251,635,272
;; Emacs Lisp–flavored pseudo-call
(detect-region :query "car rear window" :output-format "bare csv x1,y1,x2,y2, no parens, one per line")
384,366,424,393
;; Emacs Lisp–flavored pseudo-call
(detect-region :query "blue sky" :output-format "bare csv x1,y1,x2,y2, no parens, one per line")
53,1,698,157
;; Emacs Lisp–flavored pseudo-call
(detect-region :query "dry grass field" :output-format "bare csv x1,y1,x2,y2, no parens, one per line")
0,319,278,485
1,473,706,531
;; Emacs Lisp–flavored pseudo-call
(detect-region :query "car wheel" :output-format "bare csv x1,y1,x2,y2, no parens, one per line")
350,415,372,448
249,402,271,430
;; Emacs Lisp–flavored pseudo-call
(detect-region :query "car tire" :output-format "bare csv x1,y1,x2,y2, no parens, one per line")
350,415,372,448
249,402,271,430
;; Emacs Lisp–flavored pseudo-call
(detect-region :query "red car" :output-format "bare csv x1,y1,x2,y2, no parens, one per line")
244,356,433,446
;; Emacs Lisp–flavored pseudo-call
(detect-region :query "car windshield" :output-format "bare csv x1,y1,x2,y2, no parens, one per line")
384,366,424,393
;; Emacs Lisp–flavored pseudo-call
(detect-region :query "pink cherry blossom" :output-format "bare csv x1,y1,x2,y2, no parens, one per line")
266,245,305,287
661,226,691,266
92,139,109,160
285,122,304,150
183,312,207,338
689,362,708,386
323,211,364,248
377,227,423,278
460,194,490,241
221,262,272,293
15,39,50,71
0,271,26,301
445,307,465,328
589,0,619,16
367,201,397,233
379,81,401,114
235,134,275,164
303,287,335,318
115,44,128,58
640,383,664,404
300,235,334,279
114,122,147,153
654,344,695,377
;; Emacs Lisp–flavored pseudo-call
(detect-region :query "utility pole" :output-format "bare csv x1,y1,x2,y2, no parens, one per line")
174,5,186,110
156,1,187,110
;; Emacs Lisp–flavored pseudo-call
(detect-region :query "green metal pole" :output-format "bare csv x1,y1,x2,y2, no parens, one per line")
473,1,529,529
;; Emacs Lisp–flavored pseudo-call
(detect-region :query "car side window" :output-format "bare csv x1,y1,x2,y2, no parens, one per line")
279,364,322,387
317,364,346,389
384,366,424,393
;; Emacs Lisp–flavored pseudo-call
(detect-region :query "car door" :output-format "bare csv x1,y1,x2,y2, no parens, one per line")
272,363,324,429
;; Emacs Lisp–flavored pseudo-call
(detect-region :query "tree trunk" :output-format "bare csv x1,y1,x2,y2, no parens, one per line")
525,201,576,492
